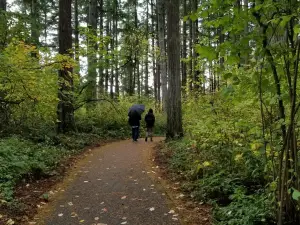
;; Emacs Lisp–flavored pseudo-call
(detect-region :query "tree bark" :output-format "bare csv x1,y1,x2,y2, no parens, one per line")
166,0,183,138
0,0,6,50
157,0,167,110
98,0,104,94
145,0,149,96
87,0,98,100
74,0,79,64
181,0,187,93
57,0,75,133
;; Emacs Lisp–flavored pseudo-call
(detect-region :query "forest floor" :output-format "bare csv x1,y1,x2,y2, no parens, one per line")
4,138,211,225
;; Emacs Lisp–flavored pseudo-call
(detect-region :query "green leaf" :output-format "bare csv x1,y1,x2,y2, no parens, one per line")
190,13,198,22
195,45,216,61
292,188,300,201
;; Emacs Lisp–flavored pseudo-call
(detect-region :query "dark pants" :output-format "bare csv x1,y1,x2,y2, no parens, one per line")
132,126,139,141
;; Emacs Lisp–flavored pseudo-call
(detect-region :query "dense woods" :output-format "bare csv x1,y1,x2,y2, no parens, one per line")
1,0,300,224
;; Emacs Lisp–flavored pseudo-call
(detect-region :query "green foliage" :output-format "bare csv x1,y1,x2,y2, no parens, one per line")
0,137,69,201
161,92,277,224
214,191,275,225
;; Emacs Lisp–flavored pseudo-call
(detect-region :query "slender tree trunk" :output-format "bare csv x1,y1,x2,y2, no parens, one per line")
105,0,110,94
31,0,39,57
144,0,149,96
152,0,158,101
181,0,187,94
114,0,119,98
99,0,104,94
166,0,183,138
188,0,193,91
158,0,167,110
156,2,161,103
57,0,75,133
0,0,6,50
74,0,79,63
192,0,200,91
87,0,98,100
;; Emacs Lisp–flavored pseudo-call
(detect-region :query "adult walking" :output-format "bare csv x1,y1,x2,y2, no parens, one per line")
145,108,155,142
128,104,145,141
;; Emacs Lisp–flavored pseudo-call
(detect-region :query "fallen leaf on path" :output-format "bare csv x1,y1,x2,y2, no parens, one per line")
58,213,63,217
71,212,78,217
94,217,99,221
68,202,73,206
122,217,127,220
102,208,108,212
121,222,127,224
121,196,127,200
172,218,178,221
143,189,146,191
79,219,85,223
28,222,36,225
168,210,175,214
149,207,155,211
100,202,104,204
84,181,89,183
6,219,15,225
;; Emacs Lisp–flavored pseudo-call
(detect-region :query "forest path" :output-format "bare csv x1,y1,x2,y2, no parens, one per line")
35,138,181,225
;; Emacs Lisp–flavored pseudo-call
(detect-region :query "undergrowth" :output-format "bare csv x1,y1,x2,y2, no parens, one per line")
160,94,277,225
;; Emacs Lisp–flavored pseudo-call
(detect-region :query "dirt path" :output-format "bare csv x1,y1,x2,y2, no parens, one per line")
33,138,181,225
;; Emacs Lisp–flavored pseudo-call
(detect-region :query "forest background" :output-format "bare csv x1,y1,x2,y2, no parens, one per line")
1,0,300,224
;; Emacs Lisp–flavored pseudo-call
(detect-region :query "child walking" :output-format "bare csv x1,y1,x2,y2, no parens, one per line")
144,108,155,142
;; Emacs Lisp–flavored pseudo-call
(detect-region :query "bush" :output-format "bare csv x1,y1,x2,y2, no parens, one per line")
0,137,69,201
160,94,276,224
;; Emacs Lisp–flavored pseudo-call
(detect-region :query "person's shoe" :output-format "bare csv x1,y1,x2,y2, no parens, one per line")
145,137,148,142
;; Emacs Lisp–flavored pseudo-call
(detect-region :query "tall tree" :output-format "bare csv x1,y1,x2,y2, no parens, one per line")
57,0,74,133
0,0,6,50
98,0,104,94
181,0,187,93
144,0,149,96
87,0,98,99
166,0,183,138
114,0,119,98
74,0,79,64
157,0,167,110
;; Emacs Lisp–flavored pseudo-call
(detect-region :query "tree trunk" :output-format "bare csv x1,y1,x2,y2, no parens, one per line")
87,0,98,100
181,0,187,93
114,0,119,98
166,0,183,138
188,0,193,91
74,0,79,63
30,0,39,57
98,0,104,94
57,0,75,134
192,0,199,91
157,0,167,111
156,2,161,103
145,0,149,96
105,0,110,94
0,0,6,50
